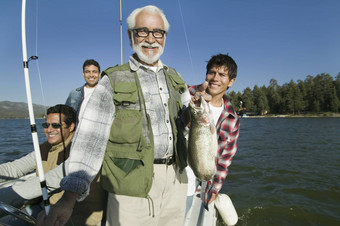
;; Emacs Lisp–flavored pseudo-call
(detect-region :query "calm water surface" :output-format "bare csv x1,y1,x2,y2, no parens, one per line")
0,119,46,163
0,118,339,225
221,118,340,225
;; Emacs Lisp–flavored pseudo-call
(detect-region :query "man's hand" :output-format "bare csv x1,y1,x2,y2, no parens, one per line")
191,81,212,107
209,193,217,204
37,191,77,226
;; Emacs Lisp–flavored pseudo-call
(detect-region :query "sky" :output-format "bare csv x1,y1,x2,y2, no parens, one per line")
0,0,339,106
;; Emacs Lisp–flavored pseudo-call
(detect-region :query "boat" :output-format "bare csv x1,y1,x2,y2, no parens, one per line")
0,173,37,225
184,185,238,226
0,173,36,190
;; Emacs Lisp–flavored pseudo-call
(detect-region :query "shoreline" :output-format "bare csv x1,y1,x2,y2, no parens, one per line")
240,113,340,118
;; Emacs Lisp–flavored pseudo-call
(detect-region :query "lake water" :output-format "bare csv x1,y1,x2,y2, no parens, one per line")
0,118,339,225
0,119,46,164
220,117,340,225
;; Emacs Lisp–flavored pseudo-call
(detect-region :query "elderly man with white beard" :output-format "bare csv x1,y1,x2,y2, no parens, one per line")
37,5,191,226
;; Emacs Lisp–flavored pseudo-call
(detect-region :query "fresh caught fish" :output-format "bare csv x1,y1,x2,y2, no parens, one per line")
188,95,217,181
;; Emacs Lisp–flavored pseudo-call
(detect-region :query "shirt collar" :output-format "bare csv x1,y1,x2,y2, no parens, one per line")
129,54,168,73
50,133,74,151
222,95,238,119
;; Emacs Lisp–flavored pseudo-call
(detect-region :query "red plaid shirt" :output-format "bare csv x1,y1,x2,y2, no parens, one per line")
188,85,240,207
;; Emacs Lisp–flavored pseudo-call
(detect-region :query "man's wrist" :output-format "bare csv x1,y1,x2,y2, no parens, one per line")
61,191,78,206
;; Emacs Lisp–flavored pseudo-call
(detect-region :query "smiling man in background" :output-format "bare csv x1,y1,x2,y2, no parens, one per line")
65,59,101,120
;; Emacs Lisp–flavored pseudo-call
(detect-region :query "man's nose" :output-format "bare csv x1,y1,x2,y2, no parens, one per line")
47,125,54,132
212,74,220,80
145,32,156,43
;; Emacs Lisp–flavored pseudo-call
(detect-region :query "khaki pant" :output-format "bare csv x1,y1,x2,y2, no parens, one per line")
106,164,188,226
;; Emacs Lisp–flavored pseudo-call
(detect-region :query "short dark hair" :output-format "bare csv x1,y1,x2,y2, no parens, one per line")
47,104,76,128
83,59,100,72
206,54,238,80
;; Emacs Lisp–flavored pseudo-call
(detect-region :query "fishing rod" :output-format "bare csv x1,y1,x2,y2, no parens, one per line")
119,0,123,65
21,0,50,215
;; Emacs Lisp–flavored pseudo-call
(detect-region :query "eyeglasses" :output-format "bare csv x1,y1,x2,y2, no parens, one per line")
133,28,166,39
42,123,62,129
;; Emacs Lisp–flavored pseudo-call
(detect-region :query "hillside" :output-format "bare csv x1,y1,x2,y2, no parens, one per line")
0,101,48,119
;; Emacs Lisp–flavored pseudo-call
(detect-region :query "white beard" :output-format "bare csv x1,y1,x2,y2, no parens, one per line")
132,36,165,65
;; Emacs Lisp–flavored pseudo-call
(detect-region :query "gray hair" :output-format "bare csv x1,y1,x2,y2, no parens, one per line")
127,5,170,32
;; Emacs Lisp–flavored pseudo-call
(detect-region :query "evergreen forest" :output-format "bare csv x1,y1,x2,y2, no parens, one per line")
227,73,340,116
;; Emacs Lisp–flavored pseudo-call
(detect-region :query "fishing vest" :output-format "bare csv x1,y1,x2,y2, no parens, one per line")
100,63,188,198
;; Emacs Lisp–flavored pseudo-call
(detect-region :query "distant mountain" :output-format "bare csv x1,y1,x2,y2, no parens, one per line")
0,101,48,119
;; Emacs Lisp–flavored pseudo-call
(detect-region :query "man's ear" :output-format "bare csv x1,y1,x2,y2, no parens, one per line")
69,123,76,133
227,78,236,88
128,30,133,46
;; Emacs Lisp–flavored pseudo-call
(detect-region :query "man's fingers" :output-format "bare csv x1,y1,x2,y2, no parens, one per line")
191,81,211,106
209,193,217,204
202,93,212,102
55,219,63,226
36,210,46,226
199,81,208,92
199,81,211,102
193,92,202,101
191,81,212,106
36,208,59,226
43,213,59,226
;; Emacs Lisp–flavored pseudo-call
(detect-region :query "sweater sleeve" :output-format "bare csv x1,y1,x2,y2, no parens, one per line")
60,76,115,200
0,151,36,182
0,159,68,212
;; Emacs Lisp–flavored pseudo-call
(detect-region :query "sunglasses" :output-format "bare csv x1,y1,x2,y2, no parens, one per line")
42,123,62,129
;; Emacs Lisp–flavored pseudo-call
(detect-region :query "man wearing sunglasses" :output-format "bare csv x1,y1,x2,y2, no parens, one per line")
0,104,107,225
0,104,76,180
0,105,75,219
38,5,192,226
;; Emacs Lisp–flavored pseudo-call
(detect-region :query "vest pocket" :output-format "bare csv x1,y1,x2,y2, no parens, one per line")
111,157,143,174
102,154,146,197
104,146,144,179
168,73,186,93
109,109,142,144
101,139,151,197
113,82,138,105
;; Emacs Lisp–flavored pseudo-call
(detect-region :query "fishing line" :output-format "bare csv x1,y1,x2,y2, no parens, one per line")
34,0,47,115
22,0,50,214
177,0,195,78
57,106,67,163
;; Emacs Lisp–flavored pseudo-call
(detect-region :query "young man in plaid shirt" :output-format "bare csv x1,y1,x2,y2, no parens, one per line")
186,53,240,225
